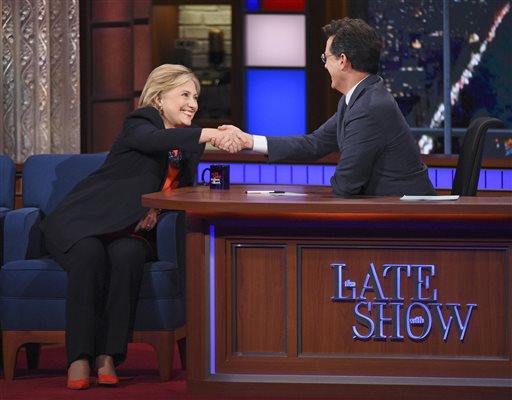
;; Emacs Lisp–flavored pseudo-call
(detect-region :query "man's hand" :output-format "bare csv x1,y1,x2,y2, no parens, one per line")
215,125,254,151
210,129,244,153
199,128,244,153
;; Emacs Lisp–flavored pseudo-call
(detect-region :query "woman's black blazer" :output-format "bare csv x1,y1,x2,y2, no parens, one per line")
41,106,205,252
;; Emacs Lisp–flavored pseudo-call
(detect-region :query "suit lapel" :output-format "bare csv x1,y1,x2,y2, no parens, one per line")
347,74,380,110
336,75,381,149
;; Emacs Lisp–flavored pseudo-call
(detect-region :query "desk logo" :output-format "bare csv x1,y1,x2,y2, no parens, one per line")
330,263,477,342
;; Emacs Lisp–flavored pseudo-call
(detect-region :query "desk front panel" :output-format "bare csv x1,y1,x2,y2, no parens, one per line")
142,188,512,396
212,222,511,380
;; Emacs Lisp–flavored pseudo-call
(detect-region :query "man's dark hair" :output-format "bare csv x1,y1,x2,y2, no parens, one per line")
322,18,382,74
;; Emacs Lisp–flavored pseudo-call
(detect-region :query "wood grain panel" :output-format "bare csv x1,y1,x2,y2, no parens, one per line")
133,24,152,92
92,28,133,98
299,244,508,358
91,0,132,23
151,5,178,68
185,216,208,381
133,0,151,19
231,245,287,354
143,187,512,396
91,101,133,152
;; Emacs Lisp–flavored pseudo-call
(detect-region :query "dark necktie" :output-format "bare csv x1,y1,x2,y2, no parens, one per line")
338,96,348,128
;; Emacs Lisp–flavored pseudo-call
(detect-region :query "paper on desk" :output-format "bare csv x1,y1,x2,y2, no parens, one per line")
400,195,460,201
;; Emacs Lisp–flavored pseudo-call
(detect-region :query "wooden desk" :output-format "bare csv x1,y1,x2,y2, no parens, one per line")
143,185,512,399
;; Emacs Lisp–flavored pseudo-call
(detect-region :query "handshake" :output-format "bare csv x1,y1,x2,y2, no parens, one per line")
207,125,254,154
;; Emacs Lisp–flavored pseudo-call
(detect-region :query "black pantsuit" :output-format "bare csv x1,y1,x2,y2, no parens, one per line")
40,106,205,367
46,236,154,366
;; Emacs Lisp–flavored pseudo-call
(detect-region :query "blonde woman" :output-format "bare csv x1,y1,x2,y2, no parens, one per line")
41,64,236,389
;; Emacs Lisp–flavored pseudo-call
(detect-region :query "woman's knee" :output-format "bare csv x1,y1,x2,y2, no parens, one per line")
62,237,108,275
107,238,149,272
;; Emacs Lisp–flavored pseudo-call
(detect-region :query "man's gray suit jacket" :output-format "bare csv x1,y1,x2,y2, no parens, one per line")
267,74,436,196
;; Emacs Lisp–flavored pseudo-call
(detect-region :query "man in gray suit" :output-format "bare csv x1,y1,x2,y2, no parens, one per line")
217,18,436,196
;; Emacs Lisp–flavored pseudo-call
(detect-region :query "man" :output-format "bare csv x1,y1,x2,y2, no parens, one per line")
217,18,436,196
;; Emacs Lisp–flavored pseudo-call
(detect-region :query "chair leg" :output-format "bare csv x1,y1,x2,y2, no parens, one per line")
25,343,41,369
0,332,3,370
132,326,185,381
1,330,65,380
177,336,186,370
2,331,23,380
155,333,174,381
132,331,174,381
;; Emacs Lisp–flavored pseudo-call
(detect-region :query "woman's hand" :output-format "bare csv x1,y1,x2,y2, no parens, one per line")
135,208,161,232
216,125,254,150
199,128,244,153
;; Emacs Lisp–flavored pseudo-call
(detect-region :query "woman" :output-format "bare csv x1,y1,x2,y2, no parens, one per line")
41,64,235,389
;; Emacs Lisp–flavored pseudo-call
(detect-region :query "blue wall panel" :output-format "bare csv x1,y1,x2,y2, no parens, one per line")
260,164,276,184
246,69,306,136
485,170,501,189
307,165,324,185
245,0,259,11
503,170,512,190
436,168,454,189
323,166,336,186
276,165,292,184
197,163,508,191
477,170,485,190
244,164,260,183
428,169,436,188
229,163,245,183
291,165,308,184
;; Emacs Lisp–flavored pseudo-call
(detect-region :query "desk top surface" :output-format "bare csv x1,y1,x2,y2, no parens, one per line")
142,185,512,218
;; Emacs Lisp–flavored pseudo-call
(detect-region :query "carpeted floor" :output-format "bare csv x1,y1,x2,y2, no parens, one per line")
1,344,505,400
0,343,195,400
0,344,348,400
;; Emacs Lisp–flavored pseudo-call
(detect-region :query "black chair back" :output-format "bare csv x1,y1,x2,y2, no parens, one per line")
451,117,503,196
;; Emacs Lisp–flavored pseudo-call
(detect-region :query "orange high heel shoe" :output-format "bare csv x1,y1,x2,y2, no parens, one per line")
67,360,91,390
97,373,119,386
67,374,91,390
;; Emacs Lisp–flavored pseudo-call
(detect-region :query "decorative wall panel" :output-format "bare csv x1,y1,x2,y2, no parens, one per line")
1,0,80,163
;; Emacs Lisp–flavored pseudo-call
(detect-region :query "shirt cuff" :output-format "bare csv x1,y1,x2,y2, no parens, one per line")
252,135,269,154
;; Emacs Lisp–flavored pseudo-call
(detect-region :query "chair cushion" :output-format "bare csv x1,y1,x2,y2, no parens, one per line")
0,259,184,331
138,261,182,299
0,259,67,298
135,261,185,330
0,259,67,329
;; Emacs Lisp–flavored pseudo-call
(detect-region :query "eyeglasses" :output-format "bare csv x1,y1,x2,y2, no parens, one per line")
320,52,345,64
320,53,334,64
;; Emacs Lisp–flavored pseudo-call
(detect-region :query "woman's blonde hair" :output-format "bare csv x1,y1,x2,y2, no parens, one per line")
138,64,200,109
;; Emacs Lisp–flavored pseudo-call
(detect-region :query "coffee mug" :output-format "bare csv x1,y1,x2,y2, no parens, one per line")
201,164,230,189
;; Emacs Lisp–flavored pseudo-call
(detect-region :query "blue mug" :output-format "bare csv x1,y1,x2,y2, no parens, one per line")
201,164,230,190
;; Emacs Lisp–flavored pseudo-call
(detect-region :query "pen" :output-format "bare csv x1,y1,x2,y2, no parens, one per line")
245,190,285,194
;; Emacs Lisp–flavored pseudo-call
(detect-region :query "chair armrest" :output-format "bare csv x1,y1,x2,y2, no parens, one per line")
156,211,185,265
3,208,43,263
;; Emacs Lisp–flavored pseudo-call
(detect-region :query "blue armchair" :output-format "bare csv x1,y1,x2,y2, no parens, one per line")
0,154,16,264
0,154,186,380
